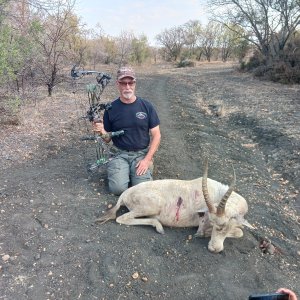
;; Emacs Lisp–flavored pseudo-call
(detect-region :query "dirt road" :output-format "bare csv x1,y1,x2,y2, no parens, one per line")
0,63,299,299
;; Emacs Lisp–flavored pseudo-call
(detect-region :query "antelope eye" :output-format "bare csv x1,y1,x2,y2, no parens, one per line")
216,226,223,232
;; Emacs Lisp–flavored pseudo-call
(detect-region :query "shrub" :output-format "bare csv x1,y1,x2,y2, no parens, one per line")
253,65,270,77
269,62,300,84
241,48,300,83
177,59,195,68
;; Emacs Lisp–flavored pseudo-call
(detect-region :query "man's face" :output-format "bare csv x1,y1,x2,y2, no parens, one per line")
117,77,136,100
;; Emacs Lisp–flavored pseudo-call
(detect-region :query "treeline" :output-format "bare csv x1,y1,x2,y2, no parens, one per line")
208,0,300,84
156,20,249,64
0,0,159,98
0,0,300,102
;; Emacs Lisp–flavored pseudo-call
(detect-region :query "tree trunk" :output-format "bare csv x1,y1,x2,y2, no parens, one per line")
47,84,52,96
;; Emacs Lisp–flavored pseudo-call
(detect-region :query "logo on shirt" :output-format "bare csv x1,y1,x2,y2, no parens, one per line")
136,112,147,119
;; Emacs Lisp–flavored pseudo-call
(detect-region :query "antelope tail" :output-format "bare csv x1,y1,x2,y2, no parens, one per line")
95,202,121,224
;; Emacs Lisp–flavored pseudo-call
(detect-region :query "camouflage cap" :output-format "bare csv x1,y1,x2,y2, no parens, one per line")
116,66,136,81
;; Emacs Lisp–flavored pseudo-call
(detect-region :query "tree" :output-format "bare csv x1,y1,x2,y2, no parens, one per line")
201,21,221,62
156,25,185,61
0,25,24,87
0,0,79,97
182,20,203,59
0,0,39,93
84,25,109,67
208,0,300,64
0,0,9,21
130,35,150,65
219,24,249,62
115,30,134,66
30,0,79,96
65,14,88,66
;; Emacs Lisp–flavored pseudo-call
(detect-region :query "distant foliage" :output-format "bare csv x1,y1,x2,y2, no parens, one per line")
241,34,300,84
208,0,300,84
177,59,195,68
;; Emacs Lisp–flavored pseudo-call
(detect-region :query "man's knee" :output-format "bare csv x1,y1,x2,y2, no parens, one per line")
107,156,129,195
108,180,128,196
131,170,152,187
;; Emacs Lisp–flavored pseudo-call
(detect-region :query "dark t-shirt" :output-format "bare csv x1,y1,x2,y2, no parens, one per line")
103,97,160,151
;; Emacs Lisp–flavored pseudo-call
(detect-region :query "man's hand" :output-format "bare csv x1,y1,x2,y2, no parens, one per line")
92,121,106,135
92,121,112,143
276,288,297,300
135,158,152,176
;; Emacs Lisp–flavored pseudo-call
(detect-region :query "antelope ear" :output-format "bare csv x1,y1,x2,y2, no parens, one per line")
241,219,255,229
197,208,208,217
234,215,255,229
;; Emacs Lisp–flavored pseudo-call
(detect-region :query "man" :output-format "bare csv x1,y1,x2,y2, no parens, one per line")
93,66,161,196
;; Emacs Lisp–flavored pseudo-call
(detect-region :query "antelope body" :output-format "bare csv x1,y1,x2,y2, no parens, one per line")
96,161,253,253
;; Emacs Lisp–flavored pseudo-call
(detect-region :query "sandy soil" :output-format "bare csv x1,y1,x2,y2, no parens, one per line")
0,62,299,299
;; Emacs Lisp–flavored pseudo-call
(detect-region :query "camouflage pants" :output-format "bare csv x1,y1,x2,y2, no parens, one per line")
107,148,153,196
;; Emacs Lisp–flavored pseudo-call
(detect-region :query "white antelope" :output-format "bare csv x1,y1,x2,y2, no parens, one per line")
96,160,253,253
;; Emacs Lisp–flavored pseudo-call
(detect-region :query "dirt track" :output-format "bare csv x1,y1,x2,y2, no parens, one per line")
0,63,299,299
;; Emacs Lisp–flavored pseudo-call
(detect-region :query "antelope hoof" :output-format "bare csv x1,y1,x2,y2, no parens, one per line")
194,231,205,238
156,226,165,234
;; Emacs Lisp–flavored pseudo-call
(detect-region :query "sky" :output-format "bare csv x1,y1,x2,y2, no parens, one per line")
75,0,209,46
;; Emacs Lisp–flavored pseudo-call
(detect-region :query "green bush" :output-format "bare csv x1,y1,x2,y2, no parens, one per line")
177,59,195,68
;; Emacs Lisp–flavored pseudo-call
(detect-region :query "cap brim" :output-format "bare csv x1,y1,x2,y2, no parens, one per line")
118,75,136,80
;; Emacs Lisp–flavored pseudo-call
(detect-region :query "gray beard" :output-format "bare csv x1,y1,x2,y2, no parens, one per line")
122,91,133,100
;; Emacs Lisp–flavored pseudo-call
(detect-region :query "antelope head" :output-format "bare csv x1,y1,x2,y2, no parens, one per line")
201,159,249,253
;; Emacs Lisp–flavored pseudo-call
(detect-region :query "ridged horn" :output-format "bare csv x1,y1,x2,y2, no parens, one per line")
216,165,236,216
202,159,216,213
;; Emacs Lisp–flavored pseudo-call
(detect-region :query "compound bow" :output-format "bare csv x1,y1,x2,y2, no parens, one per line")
71,65,124,172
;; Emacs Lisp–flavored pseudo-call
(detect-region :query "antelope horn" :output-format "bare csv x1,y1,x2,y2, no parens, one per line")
217,165,236,216
202,159,216,213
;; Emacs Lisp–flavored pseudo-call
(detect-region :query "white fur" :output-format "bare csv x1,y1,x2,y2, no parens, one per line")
96,177,252,253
